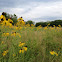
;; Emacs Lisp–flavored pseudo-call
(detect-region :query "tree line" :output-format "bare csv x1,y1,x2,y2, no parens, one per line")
1,12,62,27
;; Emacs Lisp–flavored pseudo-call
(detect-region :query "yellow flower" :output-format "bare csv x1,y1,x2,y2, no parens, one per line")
19,43,25,47
19,49,24,53
48,23,50,25
0,15,6,21
19,27,22,29
19,49,22,53
58,25,61,27
53,25,55,27
13,33,16,36
8,18,13,23
31,24,35,27
50,51,55,55
23,46,27,51
19,42,21,44
2,50,8,56
6,33,9,36
50,51,58,56
21,21,25,25
17,17,23,21
1,20,12,27
22,50,24,53
44,27,48,29
55,52,58,56
11,32,16,36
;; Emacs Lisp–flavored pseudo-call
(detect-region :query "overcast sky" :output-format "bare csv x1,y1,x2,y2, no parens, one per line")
0,0,62,22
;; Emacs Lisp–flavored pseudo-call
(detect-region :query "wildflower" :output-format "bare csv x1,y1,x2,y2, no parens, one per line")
11,32,16,36
2,50,8,56
17,17,23,21
19,49,24,53
0,15,6,21
15,27,18,30
50,51,58,56
1,20,12,27
31,24,35,27
19,43,25,47
19,42,21,44
6,33,9,36
55,53,58,56
23,46,27,51
53,25,55,27
58,25,61,27
44,27,48,29
48,23,50,25
8,18,13,23
50,51,55,55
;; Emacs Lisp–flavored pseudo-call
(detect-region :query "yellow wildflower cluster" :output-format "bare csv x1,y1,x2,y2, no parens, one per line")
53,25,55,27
31,24,35,27
2,50,8,56
2,32,9,36
1,21,12,27
19,42,25,47
16,17,25,27
47,23,50,26
11,32,21,38
25,24,30,27
58,25,61,27
14,26,19,30
2,31,21,38
44,26,48,29
50,51,58,56
19,42,27,53
8,18,13,23
0,14,13,27
0,15,6,22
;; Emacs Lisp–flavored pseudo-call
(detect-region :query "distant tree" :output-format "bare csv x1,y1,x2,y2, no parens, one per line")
50,20,62,27
11,14,18,25
35,22,47,27
26,20,34,26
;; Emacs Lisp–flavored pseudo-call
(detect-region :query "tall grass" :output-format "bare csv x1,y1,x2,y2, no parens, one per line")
0,26,62,62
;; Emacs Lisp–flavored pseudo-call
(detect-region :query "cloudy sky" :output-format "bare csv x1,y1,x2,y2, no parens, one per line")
0,0,62,22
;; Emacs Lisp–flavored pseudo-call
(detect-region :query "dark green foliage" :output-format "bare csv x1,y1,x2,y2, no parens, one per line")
35,20,62,27
26,20,34,26
11,14,18,25
35,22,47,27
50,20,62,27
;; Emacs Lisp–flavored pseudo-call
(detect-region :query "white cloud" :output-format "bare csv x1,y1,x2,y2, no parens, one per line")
0,1,62,22
22,1,62,18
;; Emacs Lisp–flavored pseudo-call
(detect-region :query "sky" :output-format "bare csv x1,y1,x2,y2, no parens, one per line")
0,0,62,23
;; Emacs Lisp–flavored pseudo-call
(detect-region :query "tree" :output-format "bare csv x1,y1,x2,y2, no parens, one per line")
50,20,62,27
35,22,47,27
26,20,34,26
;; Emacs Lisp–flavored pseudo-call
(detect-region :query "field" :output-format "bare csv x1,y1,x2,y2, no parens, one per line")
0,26,62,62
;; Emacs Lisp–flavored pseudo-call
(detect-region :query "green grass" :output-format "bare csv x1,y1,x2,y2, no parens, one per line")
0,26,62,62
